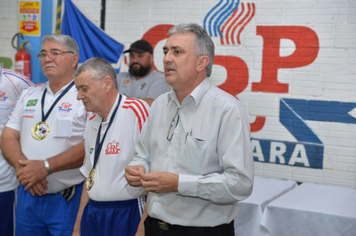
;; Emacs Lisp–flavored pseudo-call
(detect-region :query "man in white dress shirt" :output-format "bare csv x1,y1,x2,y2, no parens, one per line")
125,23,254,236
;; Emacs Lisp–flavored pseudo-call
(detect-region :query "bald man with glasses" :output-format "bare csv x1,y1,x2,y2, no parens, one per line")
1,34,87,236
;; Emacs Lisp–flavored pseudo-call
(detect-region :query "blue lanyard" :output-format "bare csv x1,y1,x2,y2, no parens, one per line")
93,94,122,168
40,81,74,122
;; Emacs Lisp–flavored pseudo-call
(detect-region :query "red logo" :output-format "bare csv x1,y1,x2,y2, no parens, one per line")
105,140,120,155
59,102,73,112
61,102,72,109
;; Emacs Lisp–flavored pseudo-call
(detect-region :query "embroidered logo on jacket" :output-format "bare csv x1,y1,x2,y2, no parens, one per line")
23,109,36,114
140,82,146,90
105,140,120,155
123,79,131,86
0,91,8,103
26,99,38,106
58,102,72,112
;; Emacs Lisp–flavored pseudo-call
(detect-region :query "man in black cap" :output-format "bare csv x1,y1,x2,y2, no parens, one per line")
117,39,170,106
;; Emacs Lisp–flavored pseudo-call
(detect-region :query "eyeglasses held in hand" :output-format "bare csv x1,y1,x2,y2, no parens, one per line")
36,49,74,60
167,108,180,141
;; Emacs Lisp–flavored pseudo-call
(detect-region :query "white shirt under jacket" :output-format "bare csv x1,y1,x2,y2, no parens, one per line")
129,78,254,227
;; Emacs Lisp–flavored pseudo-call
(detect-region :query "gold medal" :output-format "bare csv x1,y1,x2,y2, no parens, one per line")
32,121,50,140
86,168,96,191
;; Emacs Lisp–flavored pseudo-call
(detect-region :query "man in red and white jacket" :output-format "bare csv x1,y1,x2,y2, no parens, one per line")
0,67,33,236
72,57,149,236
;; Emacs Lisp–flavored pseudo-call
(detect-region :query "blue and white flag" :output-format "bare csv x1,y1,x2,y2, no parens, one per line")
61,0,124,72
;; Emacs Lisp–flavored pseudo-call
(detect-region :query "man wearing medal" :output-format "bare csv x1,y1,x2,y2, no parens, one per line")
1,35,87,236
72,57,149,236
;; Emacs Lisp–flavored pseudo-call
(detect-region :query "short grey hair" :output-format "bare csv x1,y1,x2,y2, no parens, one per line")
74,57,118,90
42,34,79,54
168,23,215,77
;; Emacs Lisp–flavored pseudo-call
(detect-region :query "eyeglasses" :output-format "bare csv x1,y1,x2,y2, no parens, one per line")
36,49,74,60
167,108,180,141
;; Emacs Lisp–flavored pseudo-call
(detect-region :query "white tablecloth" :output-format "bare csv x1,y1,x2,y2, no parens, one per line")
234,177,297,236
260,183,356,236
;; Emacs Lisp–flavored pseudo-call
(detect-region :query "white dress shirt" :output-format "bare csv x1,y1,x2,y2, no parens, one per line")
129,78,254,227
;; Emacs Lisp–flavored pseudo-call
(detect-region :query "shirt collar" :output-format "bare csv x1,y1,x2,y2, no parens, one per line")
105,93,121,122
167,78,211,108
46,79,75,95
167,90,179,107
189,78,211,107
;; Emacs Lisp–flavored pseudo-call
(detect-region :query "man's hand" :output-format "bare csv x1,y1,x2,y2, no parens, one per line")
140,172,178,193
28,179,48,196
125,165,146,187
17,159,48,189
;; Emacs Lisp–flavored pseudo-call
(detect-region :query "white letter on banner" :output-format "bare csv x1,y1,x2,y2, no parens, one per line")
252,139,264,161
270,142,286,164
288,144,310,167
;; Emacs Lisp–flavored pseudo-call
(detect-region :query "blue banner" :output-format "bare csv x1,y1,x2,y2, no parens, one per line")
252,138,324,169
61,0,124,71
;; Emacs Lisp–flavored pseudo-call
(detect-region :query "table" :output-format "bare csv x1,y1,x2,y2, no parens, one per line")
234,177,297,236
260,183,356,236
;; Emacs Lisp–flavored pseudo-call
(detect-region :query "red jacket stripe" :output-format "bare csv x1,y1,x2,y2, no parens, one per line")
126,98,149,117
89,114,97,120
124,100,148,122
122,105,143,132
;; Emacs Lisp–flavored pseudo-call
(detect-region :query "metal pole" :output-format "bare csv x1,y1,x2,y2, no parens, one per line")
100,0,106,30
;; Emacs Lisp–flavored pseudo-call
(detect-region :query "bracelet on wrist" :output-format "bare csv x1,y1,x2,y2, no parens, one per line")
44,159,52,175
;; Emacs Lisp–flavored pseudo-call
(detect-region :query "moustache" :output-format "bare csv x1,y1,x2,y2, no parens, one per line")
165,62,175,69
44,64,56,69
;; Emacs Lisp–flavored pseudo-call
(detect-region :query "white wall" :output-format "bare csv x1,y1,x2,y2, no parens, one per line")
0,0,20,62
1,0,355,188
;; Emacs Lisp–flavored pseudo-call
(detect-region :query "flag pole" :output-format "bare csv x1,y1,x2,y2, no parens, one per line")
56,0,62,34
100,0,106,30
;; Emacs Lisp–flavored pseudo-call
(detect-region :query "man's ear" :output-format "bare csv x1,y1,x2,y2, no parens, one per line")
197,55,209,73
102,76,113,92
72,53,79,68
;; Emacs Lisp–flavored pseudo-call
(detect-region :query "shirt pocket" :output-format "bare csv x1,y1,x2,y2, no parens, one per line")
53,113,73,137
180,136,210,175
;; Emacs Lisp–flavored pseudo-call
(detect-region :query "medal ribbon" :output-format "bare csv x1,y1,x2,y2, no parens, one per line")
41,81,75,122
93,94,122,169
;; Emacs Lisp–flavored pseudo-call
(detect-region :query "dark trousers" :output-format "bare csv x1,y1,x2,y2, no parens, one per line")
144,216,235,236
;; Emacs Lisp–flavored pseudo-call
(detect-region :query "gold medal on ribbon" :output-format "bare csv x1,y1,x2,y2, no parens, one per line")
32,121,50,140
86,168,96,191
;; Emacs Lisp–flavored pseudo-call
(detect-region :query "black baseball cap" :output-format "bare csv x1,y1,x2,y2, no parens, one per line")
123,40,153,54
